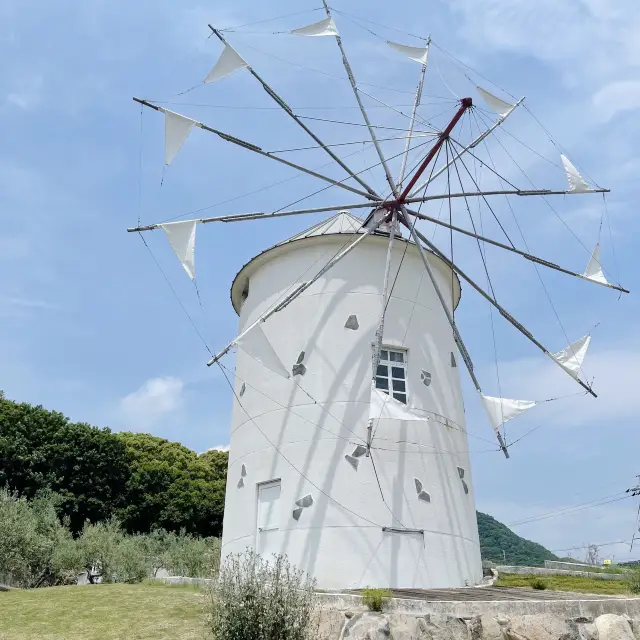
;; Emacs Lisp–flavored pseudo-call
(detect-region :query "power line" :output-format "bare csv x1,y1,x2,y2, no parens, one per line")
508,493,633,528
551,540,631,553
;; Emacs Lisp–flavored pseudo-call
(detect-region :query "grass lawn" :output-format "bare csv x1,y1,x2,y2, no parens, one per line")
496,573,633,596
0,583,208,640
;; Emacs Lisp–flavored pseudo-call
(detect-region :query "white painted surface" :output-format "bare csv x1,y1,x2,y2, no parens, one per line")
221,225,482,589
257,480,282,557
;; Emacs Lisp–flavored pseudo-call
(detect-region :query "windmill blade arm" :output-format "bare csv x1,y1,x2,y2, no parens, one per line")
208,26,380,199
133,97,379,201
407,221,597,397
127,201,381,233
206,213,390,367
404,207,629,294
402,188,613,208
320,1,399,194
397,40,429,189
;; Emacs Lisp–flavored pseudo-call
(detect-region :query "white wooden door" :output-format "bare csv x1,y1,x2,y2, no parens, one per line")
257,480,281,557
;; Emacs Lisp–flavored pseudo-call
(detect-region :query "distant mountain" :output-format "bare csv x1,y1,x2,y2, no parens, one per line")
477,511,558,566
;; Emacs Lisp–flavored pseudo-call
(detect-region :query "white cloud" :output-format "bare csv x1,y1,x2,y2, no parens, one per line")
120,376,184,429
449,0,640,92
205,444,230,453
5,74,43,111
592,80,640,122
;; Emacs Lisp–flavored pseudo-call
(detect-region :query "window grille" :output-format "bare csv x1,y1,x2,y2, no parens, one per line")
375,348,407,404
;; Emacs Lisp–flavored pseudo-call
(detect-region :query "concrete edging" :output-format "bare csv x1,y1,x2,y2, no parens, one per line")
316,592,640,618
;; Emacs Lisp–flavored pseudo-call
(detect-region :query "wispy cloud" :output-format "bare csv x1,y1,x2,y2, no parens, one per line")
120,376,184,429
204,444,229,453
592,80,640,122
0,296,59,315
5,74,43,111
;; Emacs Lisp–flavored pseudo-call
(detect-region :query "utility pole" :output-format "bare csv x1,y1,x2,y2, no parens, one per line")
626,475,640,497
628,475,640,551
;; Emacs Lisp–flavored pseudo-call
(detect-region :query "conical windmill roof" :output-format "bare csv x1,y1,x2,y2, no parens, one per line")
230,210,459,314
276,210,365,245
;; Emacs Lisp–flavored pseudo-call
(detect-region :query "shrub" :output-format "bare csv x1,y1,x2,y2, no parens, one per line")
361,587,392,612
76,518,124,583
114,535,151,583
75,518,153,584
205,550,318,640
627,568,640,595
0,488,76,588
530,577,548,590
162,530,221,578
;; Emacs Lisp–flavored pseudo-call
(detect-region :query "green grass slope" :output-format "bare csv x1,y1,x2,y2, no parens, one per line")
477,511,558,566
0,584,205,640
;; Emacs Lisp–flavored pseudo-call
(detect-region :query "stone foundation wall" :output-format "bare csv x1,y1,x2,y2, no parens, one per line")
316,610,640,640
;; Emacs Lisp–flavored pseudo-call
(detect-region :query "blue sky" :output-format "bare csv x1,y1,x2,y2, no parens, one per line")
2,0,640,561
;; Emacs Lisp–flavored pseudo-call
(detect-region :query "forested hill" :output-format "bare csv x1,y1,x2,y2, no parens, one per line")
477,511,558,566
0,392,557,564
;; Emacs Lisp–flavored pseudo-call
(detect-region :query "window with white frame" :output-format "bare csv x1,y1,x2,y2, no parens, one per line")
375,348,407,404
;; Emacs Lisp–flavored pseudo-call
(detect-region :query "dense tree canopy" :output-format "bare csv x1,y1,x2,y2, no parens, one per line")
0,395,131,533
0,393,228,537
116,433,226,537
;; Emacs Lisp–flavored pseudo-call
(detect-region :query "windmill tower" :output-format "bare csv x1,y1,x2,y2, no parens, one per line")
129,2,628,593
221,211,482,589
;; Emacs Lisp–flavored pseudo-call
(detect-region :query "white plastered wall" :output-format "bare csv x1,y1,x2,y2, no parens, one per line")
221,233,483,589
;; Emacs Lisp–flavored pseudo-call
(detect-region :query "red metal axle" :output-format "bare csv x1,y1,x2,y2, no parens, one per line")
398,97,472,203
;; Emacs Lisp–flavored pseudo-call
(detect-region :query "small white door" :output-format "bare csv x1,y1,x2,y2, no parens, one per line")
257,480,281,557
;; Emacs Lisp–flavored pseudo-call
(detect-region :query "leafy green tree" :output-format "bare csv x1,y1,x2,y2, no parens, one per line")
198,448,229,477
0,396,132,533
0,488,79,588
117,433,227,537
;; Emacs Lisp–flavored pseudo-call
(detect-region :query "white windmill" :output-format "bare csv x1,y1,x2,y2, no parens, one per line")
129,4,628,589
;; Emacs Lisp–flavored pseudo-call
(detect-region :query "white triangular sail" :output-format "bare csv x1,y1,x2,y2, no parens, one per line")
583,243,608,284
204,44,248,83
291,16,338,37
235,324,290,379
477,87,515,119
480,394,536,433
561,154,592,193
386,41,429,65
369,385,427,421
164,110,197,166
552,334,591,380
160,220,197,280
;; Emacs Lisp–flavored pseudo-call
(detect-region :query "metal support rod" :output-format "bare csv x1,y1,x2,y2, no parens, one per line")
125,189,606,233
373,212,398,374
206,213,389,367
409,223,597,398
133,97,378,202
321,0,399,195
367,213,398,454
404,207,629,294
397,39,429,189
399,98,472,202
398,209,510,457
208,25,380,199
408,98,525,198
